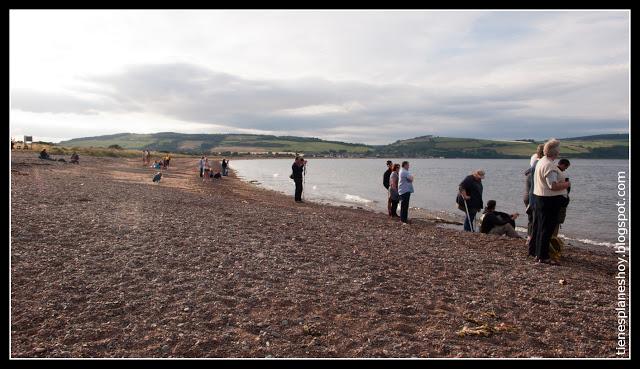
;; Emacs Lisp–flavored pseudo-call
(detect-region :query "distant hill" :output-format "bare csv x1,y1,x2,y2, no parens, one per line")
374,134,629,158
58,132,629,159
59,132,373,155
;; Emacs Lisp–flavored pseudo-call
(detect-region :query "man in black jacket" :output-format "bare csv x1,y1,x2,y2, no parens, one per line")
459,169,484,232
292,156,306,202
480,200,521,238
383,160,393,215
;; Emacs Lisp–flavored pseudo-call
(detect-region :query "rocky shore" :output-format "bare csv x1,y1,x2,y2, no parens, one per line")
10,152,619,358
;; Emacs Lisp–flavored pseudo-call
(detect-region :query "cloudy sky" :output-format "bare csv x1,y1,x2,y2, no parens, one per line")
10,10,629,144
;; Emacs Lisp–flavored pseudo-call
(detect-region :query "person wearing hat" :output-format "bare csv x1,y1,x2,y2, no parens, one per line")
458,169,485,232
383,160,393,216
480,200,521,238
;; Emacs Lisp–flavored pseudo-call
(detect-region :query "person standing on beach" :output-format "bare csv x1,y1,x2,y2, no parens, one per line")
398,161,414,224
291,156,306,202
383,160,393,216
529,144,544,168
389,163,400,218
548,158,571,261
529,139,571,265
222,159,228,176
459,169,484,232
203,158,211,182
198,156,205,177
524,159,539,248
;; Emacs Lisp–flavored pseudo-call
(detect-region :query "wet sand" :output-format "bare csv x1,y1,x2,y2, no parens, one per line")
10,152,620,357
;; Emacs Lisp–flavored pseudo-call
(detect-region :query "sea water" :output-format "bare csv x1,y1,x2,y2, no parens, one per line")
231,158,629,248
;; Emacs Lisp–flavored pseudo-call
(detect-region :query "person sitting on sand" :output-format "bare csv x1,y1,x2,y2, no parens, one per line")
480,200,521,238
70,152,80,164
39,148,52,160
152,171,162,183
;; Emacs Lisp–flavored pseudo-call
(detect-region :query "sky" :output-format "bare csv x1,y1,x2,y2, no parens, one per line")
10,10,630,145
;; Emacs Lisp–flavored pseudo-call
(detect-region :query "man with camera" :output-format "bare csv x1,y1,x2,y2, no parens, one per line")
291,156,307,202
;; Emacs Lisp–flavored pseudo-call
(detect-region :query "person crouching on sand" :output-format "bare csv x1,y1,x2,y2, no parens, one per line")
398,161,414,224
480,200,521,238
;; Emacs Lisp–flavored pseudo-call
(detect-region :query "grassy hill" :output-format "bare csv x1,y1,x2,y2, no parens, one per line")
57,132,629,159
59,133,373,156
377,134,628,159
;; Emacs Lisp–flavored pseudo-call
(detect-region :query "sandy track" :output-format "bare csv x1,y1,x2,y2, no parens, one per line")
10,152,618,357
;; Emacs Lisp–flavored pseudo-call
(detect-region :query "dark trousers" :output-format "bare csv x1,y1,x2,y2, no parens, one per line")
531,195,564,259
400,192,411,223
294,178,303,201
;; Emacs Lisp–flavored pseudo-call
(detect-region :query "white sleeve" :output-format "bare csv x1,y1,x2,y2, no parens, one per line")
545,171,558,189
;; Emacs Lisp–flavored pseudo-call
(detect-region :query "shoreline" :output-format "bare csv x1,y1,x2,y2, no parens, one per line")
11,152,620,357
232,167,618,254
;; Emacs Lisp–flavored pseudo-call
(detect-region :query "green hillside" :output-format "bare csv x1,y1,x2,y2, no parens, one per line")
59,132,373,155
58,132,629,158
376,134,628,159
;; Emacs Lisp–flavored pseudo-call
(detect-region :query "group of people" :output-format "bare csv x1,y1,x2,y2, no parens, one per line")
525,140,572,264
378,138,572,265
383,160,414,223
39,148,79,164
198,156,229,182
144,151,172,170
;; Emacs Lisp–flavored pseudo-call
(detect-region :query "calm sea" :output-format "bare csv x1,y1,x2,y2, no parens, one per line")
230,158,629,248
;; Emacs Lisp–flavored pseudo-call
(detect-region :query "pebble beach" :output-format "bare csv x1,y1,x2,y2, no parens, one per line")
10,152,620,358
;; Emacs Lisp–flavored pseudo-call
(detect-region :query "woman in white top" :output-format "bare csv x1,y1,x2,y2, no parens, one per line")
529,144,545,168
529,139,571,265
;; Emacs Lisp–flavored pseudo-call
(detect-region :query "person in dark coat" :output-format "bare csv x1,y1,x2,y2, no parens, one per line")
291,156,306,202
480,200,521,238
458,169,485,232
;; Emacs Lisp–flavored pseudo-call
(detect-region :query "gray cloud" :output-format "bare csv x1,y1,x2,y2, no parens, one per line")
11,62,629,144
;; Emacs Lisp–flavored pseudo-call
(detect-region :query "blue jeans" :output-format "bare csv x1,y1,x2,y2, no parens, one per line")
463,209,478,232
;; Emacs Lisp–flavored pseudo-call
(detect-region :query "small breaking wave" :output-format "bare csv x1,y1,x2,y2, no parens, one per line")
344,194,373,204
